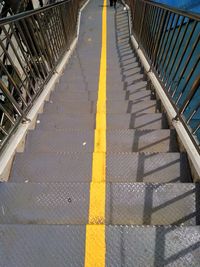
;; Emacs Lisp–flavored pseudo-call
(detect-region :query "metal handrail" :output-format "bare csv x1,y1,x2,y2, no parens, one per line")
0,0,84,152
126,0,200,151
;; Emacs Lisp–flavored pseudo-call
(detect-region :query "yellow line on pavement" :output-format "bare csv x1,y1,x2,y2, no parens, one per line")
84,0,107,265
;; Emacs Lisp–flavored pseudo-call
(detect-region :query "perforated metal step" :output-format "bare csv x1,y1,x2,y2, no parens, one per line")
10,152,190,183
1,225,200,267
0,183,199,225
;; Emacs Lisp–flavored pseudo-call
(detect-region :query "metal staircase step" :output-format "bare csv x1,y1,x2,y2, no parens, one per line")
44,100,94,114
51,90,128,101
0,224,200,267
36,113,166,130
36,114,95,130
106,152,191,183
25,129,177,153
51,88,151,101
10,152,93,182
107,183,200,225
106,225,200,266
56,80,146,93
56,79,147,93
10,152,190,183
0,183,199,225
106,113,167,130
107,129,178,153
0,225,86,267
57,78,123,91
25,129,94,153
44,100,158,114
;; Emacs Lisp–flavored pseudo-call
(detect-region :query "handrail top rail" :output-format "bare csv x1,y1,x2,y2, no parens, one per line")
0,0,200,25
0,0,71,26
139,0,200,21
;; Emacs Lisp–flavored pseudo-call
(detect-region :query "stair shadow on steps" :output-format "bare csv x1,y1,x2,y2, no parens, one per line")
131,130,179,153
135,153,192,183
142,183,200,225
154,225,200,267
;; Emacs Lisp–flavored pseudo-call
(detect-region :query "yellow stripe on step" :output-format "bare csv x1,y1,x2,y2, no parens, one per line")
84,0,107,266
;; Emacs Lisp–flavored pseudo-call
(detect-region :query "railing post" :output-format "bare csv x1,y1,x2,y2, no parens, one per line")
138,2,147,41
174,76,200,120
152,9,168,67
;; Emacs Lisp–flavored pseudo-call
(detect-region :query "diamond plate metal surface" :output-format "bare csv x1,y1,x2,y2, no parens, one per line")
36,113,95,130
107,129,178,152
0,225,86,267
106,183,200,225
0,182,90,224
35,113,166,131
107,114,164,130
11,152,190,183
44,100,94,114
106,100,157,114
51,90,127,101
25,129,94,152
10,152,93,182
106,152,191,183
44,99,158,115
106,225,200,267
1,182,198,225
128,89,152,101
3,2,198,266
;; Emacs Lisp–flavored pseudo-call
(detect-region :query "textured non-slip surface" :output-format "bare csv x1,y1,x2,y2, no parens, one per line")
107,129,178,153
0,225,86,267
5,1,197,266
43,99,159,114
106,152,191,183
25,129,94,152
0,182,199,225
25,129,178,153
0,225,200,267
106,225,200,267
0,182,90,224
10,152,93,182
36,113,166,130
11,152,190,183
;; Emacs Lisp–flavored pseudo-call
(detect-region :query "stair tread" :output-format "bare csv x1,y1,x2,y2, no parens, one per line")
10,152,191,183
0,224,200,267
51,89,152,101
0,182,199,225
25,129,178,153
37,113,166,130
44,100,159,114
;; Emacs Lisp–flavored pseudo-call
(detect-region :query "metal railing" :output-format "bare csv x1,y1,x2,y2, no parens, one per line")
125,0,200,151
0,0,84,152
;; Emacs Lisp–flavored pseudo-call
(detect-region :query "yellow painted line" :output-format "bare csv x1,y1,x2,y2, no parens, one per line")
84,0,107,266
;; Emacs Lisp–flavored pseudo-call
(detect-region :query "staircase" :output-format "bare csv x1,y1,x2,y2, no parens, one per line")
0,1,200,266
